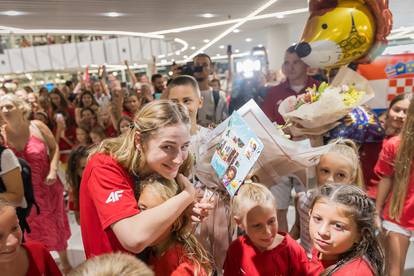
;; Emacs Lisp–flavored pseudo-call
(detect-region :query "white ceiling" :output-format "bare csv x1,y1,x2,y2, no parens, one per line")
0,0,412,61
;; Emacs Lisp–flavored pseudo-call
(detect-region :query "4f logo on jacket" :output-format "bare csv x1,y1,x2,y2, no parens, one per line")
106,190,124,203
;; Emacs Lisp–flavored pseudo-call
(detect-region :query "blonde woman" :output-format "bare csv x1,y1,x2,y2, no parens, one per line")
0,94,71,272
80,100,211,258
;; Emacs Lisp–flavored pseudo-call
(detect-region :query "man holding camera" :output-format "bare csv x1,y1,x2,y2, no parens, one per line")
193,53,228,127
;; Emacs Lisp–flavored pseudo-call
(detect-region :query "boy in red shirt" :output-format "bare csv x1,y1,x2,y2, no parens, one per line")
223,182,308,276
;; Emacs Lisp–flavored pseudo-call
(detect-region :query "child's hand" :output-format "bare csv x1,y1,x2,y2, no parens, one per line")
191,201,214,223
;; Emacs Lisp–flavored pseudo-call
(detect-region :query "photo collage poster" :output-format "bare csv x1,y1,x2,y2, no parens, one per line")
210,111,264,196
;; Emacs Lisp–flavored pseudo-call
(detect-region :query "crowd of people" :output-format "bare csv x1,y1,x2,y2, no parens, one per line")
0,47,413,276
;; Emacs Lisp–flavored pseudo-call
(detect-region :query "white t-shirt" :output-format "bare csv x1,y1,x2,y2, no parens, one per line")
0,148,25,207
0,148,21,176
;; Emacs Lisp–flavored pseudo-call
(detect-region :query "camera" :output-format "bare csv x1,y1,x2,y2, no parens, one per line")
175,62,204,76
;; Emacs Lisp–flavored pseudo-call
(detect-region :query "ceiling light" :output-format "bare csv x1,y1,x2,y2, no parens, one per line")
190,0,278,58
149,8,307,35
235,49,240,53
183,55,188,59
199,13,216,18
203,39,210,43
233,29,241,33
102,12,124,17
191,46,196,50
275,14,284,19
219,45,225,49
175,51,181,55
258,44,263,47
245,38,252,42
0,10,26,16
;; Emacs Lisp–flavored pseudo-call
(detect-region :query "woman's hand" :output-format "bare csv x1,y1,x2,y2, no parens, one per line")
45,170,58,185
176,173,195,197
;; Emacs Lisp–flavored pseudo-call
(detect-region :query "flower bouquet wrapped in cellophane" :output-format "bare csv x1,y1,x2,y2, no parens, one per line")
278,66,374,136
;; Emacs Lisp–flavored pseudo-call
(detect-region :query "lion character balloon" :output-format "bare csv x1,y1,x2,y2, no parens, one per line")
295,0,392,69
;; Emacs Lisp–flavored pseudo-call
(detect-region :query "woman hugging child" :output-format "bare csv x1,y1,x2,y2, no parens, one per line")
223,182,309,276
138,175,212,276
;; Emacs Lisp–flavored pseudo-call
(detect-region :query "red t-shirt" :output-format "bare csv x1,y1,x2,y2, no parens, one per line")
79,153,140,258
23,241,62,276
375,136,414,230
361,137,390,198
148,244,207,276
307,249,374,276
261,77,319,124
223,233,308,276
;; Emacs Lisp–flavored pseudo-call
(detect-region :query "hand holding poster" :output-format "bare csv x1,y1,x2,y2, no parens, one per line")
211,112,264,196
196,100,334,190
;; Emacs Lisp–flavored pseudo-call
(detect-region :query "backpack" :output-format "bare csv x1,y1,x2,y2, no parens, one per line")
0,145,40,234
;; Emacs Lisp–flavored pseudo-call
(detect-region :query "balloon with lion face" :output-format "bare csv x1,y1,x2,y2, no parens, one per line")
295,0,392,69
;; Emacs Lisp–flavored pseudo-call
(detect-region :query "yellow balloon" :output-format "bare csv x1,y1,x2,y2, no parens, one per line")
296,0,375,69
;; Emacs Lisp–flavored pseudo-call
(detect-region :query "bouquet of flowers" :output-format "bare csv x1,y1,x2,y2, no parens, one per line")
278,66,374,136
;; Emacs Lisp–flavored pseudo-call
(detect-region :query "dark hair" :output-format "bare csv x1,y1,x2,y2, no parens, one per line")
286,44,298,54
151,74,163,83
193,53,212,64
165,75,200,98
116,116,133,133
90,126,106,138
50,88,69,112
310,184,385,276
388,93,411,110
78,90,99,108
67,146,89,211
80,107,96,118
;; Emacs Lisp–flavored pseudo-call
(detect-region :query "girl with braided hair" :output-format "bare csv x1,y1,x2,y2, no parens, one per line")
375,95,414,276
308,184,384,276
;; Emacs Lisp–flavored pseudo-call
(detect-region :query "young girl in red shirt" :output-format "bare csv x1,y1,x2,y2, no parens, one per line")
223,182,309,276
138,175,212,276
308,184,384,276
290,139,364,256
0,203,61,276
375,95,414,276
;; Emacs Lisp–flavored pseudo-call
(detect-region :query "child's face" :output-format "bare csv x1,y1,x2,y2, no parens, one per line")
238,204,278,251
119,120,131,134
138,185,171,246
168,85,202,126
76,157,87,178
316,152,354,185
309,198,360,261
124,95,140,113
76,128,88,144
0,207,22,263
90,132,102,144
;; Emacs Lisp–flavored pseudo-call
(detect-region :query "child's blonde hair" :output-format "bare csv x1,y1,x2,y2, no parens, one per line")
140,176,212,275
391,96,414,219
69,253,154,276
321,138,364,187
231,182,276,221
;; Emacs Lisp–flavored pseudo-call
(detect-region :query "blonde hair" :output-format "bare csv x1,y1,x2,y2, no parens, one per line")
231,182,276,220
390,96,414,219
140,176,212,275
0,93,32,119
90,100,191,176
69,253,154,276
321,138,364,187
162,75,201,99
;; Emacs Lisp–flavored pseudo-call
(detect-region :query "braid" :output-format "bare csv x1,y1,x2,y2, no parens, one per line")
313,184,385,276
